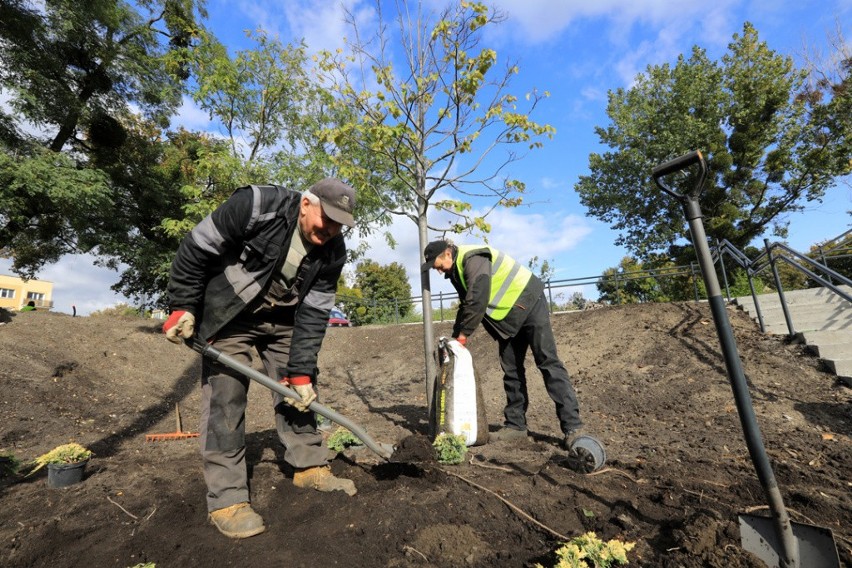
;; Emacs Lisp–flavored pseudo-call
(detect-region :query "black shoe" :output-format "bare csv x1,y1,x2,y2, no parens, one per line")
490,427,529,442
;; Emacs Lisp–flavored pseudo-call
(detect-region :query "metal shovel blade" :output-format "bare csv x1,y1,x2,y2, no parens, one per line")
739,514,840,568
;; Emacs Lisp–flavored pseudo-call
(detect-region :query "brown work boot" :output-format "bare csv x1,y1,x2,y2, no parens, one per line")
208,503,266,539
293,465,357,496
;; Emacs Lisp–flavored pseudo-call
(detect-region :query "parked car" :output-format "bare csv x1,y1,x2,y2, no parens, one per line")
328,309,352,327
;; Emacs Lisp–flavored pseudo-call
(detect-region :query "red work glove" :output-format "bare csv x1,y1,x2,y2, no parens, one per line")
455,336,467,348
163,311,195,344
280,375,317,412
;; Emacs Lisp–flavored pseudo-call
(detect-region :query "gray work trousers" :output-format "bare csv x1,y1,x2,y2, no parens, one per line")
497,291,583,435
199,310,332,512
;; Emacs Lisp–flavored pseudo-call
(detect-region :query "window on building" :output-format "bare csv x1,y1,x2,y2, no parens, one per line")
27,292,45,302
0,288,15,299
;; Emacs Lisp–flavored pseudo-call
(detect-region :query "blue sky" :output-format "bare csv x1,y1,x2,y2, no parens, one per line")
3,0,850,314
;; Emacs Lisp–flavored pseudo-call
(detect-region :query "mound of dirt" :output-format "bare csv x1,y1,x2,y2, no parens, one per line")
0,302,850,568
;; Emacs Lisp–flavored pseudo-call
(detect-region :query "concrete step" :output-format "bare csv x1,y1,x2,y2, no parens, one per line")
734,287,852,386
805,342,852,359
798,329,851,346
823,359,852,387
735,285,852,314
759,312,851,333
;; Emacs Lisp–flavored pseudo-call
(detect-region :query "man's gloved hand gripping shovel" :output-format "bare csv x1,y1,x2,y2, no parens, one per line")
184,337,395,461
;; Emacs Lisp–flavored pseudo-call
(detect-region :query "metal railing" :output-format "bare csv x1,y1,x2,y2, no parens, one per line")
714,232,852,336
335,230,851,329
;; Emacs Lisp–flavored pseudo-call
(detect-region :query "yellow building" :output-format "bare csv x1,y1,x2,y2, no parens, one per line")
0,274,54,311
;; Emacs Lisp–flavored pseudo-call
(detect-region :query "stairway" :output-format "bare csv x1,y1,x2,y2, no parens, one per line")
734,286,852,386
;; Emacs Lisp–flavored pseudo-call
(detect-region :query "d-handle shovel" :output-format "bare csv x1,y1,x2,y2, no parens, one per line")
186,338,395,461
652,151,840,568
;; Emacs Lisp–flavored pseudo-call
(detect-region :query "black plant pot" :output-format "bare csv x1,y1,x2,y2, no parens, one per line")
47,460,88,488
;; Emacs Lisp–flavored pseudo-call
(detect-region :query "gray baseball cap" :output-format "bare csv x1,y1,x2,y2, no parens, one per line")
308,178,356,227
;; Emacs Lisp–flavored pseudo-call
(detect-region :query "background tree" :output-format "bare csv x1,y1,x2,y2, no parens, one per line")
596,256,706,304
94,123,230,305
352,260,413,325
164,28,384,253
334,274,366,326
807,233,852,283
0,0,206,277
801,22,852,210
315,0,554,398
575,22,852,270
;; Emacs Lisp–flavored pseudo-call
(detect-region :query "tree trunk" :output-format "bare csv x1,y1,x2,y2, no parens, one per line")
418,202,436,409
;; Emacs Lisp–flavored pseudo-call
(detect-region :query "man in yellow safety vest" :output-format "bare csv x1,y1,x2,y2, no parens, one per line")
422,240,586,449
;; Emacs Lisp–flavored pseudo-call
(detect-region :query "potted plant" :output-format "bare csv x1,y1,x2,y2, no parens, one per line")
29,443,93,488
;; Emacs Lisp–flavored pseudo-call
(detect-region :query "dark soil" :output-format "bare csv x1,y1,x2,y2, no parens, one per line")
0,302,850,568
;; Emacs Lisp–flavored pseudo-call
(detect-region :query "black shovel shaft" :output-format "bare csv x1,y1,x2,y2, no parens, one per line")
688,217,799,568
655,152,799,568
187,339,393,460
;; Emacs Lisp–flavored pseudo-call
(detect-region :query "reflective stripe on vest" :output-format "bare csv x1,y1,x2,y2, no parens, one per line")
455,245,532,321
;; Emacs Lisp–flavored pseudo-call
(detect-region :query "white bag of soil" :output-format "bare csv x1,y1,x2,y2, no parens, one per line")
429,337,488,446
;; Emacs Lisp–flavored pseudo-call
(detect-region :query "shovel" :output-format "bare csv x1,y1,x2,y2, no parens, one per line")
652,151,840,568
186,338,395,461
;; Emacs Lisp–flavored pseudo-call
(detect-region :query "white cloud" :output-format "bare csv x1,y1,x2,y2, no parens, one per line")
231,0,372,55
283,0,370,54
172,95,214,131
490,0,738,45
351,199,594,303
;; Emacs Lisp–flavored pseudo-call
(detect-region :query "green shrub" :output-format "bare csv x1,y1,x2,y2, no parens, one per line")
27,443,92,475
432,433,467,465
535,532,635,568
0,452,20,476
326,428,363,452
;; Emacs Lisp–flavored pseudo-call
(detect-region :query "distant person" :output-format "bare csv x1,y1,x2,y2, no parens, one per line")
421,240,587,448
163,179,358,540
20,301,36,312
72,305,77,317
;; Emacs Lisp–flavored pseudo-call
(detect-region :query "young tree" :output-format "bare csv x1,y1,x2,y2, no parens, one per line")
575,22,851,267
315,0,554,398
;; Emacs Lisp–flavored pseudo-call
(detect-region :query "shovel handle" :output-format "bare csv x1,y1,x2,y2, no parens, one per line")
185,338,394,460
652,150,707,200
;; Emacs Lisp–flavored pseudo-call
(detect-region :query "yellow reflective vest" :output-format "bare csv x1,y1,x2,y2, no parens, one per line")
455,245,532,321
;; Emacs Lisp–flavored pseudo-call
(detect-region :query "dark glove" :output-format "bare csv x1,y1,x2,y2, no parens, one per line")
280,375,317,412
163,311,195,344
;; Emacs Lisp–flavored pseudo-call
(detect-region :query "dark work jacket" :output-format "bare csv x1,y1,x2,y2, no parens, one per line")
447,246,545,340
166,185,346,377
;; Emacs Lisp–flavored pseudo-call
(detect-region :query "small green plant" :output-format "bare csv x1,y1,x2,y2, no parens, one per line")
28,443,92,475
326,428,363,452
0,452,20,476
432,433,467,465
535,532,635,568
128,563,156,568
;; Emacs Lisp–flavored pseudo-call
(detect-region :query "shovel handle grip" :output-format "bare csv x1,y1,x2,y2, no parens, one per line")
652,150,703,178
652,150,707,201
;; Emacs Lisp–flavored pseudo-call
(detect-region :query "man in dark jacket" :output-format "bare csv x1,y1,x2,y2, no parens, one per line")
422,240,585,447
163,178,357,539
